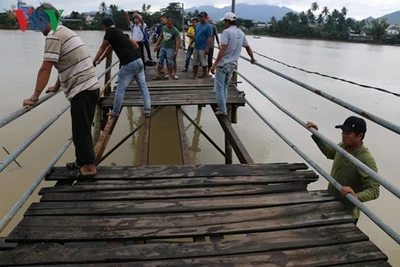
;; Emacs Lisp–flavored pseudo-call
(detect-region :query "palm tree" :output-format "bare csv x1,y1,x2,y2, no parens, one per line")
311,2,319,13
142,4,151,14
322,6,329,18
307,9,315,25
341,7,348,18
370,18,390,42
270,16,276,24
99,2,108,13
316,13,324,25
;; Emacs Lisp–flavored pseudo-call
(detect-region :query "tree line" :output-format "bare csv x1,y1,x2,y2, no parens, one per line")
250,2,399,44
1,1,399,44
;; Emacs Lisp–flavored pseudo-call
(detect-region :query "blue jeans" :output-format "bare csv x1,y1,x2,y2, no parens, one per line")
158,47,174,67
214,63,235,115
184,47,194,70
113,59,151,115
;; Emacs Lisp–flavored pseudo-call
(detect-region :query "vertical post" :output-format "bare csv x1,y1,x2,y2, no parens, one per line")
182,3,186,49
232,0,236,13
93,51,113,143
225,105,233,164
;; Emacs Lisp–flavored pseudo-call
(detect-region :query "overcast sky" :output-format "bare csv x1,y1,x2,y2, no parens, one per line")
1,0,399,20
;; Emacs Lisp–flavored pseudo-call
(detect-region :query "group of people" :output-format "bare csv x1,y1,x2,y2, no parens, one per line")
21,3,380,224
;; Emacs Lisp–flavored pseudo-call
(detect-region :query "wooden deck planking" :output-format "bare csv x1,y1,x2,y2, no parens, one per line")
45,163,309,180
0,162,390,266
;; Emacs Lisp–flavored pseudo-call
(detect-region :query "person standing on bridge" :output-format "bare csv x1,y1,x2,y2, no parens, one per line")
22,3,99,179
92,16,151,118
306,116,380,224
210,12,256,116
189,11,212,79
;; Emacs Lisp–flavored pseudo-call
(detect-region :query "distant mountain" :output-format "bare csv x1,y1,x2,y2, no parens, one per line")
380,11,400,24
186,4,296,22
363,11,400,24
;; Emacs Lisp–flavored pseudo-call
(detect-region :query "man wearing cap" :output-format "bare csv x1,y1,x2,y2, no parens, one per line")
210,12,256,116
307,116,379,224
92,16,151,118
189,11,212,79
22,3,100,179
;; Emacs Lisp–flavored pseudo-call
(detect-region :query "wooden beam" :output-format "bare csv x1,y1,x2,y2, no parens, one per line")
140,117,151,165
212,106,254,164
94,116,118,166
176,108,191,164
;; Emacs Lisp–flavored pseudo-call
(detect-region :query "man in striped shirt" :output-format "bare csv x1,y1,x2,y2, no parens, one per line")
22,3,100,179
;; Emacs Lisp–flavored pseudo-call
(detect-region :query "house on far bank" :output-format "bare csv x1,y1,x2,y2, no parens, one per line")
86,14,95,25
386,24,400,35
254,23,267,29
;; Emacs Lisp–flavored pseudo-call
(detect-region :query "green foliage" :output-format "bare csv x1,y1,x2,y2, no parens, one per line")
0,12,17,28
161,2,183,29
370,18,390,43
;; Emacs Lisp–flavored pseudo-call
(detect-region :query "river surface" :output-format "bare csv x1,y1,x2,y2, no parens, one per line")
0,29,399,264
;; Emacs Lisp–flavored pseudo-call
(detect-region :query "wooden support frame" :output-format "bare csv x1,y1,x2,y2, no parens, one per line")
176,107,191,165
94,116,119,166
140,117,151,165
212,105,254,164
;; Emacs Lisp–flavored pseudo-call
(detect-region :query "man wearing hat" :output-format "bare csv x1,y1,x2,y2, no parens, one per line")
189,11,212,79
307,116,379,224
92,16,151,118
210,12,256,116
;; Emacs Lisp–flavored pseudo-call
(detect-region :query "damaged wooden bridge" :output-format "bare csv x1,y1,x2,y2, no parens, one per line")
0,45,391,266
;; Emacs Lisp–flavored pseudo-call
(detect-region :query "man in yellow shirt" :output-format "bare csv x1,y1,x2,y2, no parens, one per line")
182,18,198,72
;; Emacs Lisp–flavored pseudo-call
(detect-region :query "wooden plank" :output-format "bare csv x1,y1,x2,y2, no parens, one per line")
39,183,308,202
39,172,318,194
108,90,242,98
212,106,254,164
330,262,392,267
6,202,354,242
100,98,245,108
0,237,16,251
140,117,151,165
0,224,370,266
94,116,118,166
26,191,335,216
176,108,191,164
46,163,309,181
0,239,386,266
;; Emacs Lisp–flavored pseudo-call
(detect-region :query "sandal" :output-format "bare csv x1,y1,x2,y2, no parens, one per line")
107,111,119,117
66,162,81,170
144,113,151,118
215,111,228,117
66,169,96,179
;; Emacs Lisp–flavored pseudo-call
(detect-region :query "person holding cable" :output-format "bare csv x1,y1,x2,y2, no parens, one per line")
306,116,380,224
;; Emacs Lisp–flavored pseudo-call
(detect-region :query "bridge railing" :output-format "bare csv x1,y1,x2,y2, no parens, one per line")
233,54,400,244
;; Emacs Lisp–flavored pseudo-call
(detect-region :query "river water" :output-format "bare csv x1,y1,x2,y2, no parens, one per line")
0,29,399,264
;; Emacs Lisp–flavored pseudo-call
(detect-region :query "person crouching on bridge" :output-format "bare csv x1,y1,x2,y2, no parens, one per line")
210,12,256,116
22,3,99,179
307,117,380,225
93,16,151,118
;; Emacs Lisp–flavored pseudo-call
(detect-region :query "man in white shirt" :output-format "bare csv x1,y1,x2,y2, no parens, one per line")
126,11,147,68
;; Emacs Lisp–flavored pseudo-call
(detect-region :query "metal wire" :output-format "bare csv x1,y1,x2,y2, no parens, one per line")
239,55,400,135
236,70,400,199
245,99,400,244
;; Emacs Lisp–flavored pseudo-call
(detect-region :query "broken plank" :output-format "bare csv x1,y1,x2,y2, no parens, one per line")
27,191,335,216
39,183,308,202
46,163,309,181
0,224,368,265
7,202,354,242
